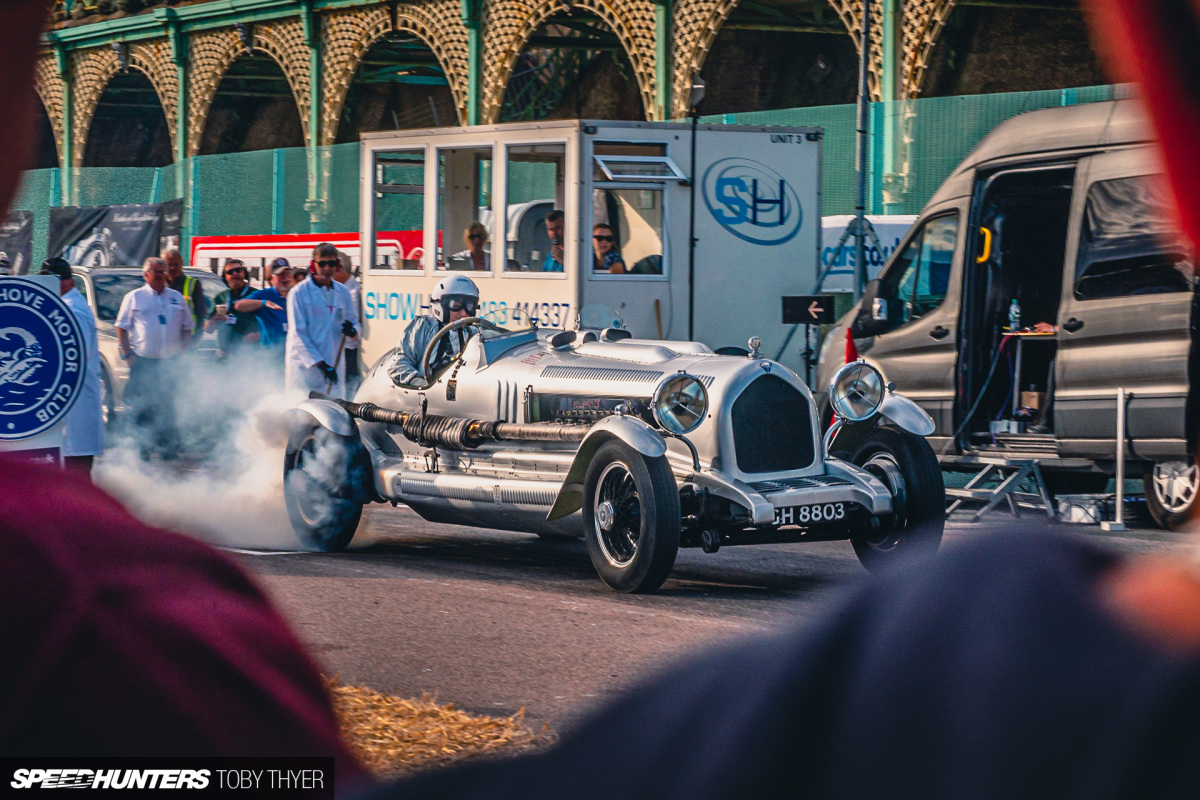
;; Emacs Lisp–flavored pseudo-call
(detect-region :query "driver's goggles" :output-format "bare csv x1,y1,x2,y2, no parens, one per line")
446,298,478,313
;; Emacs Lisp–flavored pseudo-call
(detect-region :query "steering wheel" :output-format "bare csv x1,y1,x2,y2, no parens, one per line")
419,316,507,384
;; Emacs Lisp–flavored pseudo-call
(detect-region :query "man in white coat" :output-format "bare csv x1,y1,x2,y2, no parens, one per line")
39,258,103,476
285,242,359,398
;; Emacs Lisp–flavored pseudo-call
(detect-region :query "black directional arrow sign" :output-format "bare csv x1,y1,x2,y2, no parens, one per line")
782,295,836,325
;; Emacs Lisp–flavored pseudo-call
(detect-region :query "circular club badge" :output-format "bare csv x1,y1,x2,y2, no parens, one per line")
0,279,86,440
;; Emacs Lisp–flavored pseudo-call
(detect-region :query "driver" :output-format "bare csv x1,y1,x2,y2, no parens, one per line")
389,274,480,388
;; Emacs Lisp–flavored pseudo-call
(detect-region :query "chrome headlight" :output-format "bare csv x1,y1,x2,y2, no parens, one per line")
652,373,708,435
828,361,885,422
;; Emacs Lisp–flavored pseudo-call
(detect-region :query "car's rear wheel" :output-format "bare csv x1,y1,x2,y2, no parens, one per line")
1144,459,1200,531
284,424,369,551
582,440,680,593
850,427,944,570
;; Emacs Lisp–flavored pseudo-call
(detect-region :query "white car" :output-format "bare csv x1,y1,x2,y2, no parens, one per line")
284,310,945,593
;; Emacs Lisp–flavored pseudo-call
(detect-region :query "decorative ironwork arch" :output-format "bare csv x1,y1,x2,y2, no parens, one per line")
186,20,311,157
69,41,178,167
480,0,658,124
670,0,865,119
33,54,65,166
320,2,470,145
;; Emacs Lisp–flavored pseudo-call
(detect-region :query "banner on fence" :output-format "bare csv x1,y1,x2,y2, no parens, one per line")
49,199,183,268
0,210,33,274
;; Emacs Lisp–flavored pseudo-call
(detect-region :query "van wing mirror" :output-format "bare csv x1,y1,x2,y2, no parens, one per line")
851,279,888,338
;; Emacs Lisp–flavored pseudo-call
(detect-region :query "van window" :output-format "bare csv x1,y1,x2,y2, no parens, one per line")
875,212,957,332
1075,176,1193,300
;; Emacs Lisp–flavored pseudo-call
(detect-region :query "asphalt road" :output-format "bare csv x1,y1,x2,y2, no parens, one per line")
234,505,1191,738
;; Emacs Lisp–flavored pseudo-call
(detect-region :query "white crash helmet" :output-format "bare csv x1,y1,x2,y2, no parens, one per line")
431,274,480,323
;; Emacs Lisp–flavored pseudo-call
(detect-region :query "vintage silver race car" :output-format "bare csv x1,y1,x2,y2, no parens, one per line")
283,313,945,593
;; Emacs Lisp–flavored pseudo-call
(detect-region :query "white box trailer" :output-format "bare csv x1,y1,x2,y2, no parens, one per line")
358,120,822,371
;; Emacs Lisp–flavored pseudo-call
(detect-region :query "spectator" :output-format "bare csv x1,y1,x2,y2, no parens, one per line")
0,455,369,786
333,252,364,395
162,249,204,339
114,257,193,460
38,257,103,477
204,259,257,358
235,260,294,372
292,266,309,286
592,224,627,274
542,210,564,272
285,243,359,398
451,222,492,271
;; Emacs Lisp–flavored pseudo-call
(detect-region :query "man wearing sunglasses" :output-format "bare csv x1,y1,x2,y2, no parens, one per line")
389,274,480,389
284,243,359,398
204,259,257,358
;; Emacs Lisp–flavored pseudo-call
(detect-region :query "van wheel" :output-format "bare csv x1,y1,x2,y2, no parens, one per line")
850,428,944,570
283,425,370,551
582,440,680,593
1144,460,1200,531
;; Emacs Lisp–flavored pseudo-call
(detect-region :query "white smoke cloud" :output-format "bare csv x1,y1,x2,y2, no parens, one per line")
94,350,318,551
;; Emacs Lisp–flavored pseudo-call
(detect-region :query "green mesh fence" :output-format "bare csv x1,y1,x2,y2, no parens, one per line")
706,83,1135,215
8,84,1137,265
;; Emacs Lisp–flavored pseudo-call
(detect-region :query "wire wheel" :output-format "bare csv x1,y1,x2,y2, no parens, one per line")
849,427,943,570
283,425,368,552
582,439,680,593
593,461,642,568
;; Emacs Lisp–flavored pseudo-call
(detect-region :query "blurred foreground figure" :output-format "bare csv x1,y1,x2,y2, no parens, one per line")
378,530,1200,800
0,456,367,787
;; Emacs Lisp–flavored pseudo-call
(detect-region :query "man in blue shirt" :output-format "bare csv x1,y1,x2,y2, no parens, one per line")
234,259,293,358
541,210,564,272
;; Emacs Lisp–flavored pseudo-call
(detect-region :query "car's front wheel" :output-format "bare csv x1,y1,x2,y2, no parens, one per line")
582,440,680,593
283,424,370,551
1144,459,1200,531
850,427,944,570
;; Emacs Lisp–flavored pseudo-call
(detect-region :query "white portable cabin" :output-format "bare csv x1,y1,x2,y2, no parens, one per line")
358,120,822,372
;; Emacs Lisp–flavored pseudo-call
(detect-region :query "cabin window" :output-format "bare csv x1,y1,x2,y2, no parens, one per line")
373,149,426,270
503,143,567,273
435,145,494,273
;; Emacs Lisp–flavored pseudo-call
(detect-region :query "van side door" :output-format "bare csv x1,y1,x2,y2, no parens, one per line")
852,206,965,435
1055,149,1194,458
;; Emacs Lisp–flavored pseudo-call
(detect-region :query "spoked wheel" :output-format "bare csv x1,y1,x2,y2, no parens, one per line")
582,440,680,593
850,427,944,570
1144,460,1200,531
283,425,370,551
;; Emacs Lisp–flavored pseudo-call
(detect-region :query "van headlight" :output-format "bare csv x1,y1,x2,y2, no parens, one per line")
828,361,884,422
652,373,708,435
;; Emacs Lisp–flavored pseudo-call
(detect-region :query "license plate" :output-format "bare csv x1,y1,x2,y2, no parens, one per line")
774,502,846,526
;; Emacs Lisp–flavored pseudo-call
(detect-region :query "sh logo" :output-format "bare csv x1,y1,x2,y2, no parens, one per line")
702,157,803,246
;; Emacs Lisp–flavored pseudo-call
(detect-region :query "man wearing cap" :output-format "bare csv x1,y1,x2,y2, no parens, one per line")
204,258,257,358
285,243,358,398
115,257,194,459
235,260,294,384
39,258,103,476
